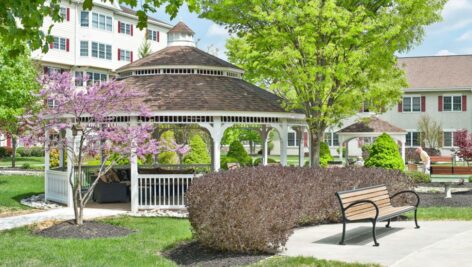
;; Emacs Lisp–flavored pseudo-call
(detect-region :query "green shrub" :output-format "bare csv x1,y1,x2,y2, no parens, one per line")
183,135,210,164
468,176,472,183
158,131,179,164
30,146,44,157
50,148,59,168
187,166,413,253
0,147,13,158
253,157,277,166
319,142,333,167
16,147,25,157
21,163,31,169
406,171,431,183
364,133,404,171
220,156,239,170
226,140,252,166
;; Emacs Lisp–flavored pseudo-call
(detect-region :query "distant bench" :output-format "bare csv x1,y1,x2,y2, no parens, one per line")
335,185,420,246
430,155,453,164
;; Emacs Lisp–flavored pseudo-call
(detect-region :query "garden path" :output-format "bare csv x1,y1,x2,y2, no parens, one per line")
0,208,126,231
283,221,472,267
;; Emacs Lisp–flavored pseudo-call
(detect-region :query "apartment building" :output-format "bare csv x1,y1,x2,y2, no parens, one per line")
32,0,173,79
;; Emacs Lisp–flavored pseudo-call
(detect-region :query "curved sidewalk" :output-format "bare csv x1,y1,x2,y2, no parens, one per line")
0,208,127,231
283,221,472,267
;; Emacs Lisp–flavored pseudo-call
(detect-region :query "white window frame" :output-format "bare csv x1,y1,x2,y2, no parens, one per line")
80,11,89,27
120,22,132,35
443,129,457,148
147,29,159,41
119,49,131,61
405,130,420,148
287,131,299,147
443,95,462,112
91,12,112,32
85,71,108,85
324,132,339,147
52,36,67,51
80,41,88,56
59,7,67,20
403,95,422,112
91,42,112,60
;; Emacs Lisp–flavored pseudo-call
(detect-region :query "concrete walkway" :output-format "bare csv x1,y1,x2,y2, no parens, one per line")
0,208,127,231
283,221,472,267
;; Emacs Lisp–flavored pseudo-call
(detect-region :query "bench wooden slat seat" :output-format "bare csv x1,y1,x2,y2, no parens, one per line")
335,185,420,246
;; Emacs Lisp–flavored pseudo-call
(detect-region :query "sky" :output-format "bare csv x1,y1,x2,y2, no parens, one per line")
150,0,472,60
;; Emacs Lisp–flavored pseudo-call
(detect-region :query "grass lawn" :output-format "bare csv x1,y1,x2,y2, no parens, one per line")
252,256,379,267
0,156,44,168
407,207,472,220
0,175,44,216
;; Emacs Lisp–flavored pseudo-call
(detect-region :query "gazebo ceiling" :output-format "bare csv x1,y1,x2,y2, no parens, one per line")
337,117,405,133
122,74,286,113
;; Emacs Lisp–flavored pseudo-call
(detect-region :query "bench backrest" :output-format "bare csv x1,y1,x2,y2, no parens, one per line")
227,162,240,170
336,185,391,219
430,155,452,163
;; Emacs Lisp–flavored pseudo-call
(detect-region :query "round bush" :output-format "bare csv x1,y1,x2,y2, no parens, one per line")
319,142,333,167
183,134,210,164
364,133,404,171
186,166,413,253
30,146,44,157
226,140,252,166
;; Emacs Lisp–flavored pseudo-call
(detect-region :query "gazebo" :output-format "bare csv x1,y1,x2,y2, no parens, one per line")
336,117,407,164
44,22,306,212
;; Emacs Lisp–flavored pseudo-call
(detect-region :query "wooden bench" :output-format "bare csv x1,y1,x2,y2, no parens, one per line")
430,155,452,164
227,162,240,170
335,185,420,246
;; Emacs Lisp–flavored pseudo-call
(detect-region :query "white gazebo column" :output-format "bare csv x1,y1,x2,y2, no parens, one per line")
294,126,305,167
44,132,50,201
210,117,223,171
399,137,406,163
260,125,271,166
130,117,139,213
280,120,288,166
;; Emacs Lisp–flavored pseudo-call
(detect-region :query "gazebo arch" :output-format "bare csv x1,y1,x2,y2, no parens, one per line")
43,22,307,212
336,117,407,164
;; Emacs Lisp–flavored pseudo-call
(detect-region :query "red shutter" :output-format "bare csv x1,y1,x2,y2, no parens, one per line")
157,31,160,42
6,135,11,148
303,132,308,147
66,8,70,21
118,21,121,33
131,24,133,36
43,66,49,74
130,51,133,62
66,39,70,52
462,95,467,111
117,49,120,61
438,96,443,112
397,101,402,112
421,96,426,112
49,40,54,49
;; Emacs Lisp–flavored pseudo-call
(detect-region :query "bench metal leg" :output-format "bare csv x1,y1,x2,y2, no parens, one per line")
385,219,391,228
339,220,346,245
372,220,379,246
414,209,420,229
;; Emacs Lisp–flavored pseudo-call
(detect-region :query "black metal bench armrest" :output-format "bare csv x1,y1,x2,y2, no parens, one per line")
390,190,420,208
343,200,379,221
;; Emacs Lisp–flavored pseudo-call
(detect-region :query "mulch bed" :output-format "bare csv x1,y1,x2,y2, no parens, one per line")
163,241,270,267
419,190,472,207
37,220,134,239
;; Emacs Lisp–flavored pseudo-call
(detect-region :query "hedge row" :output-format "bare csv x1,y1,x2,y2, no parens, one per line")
186,166,413,253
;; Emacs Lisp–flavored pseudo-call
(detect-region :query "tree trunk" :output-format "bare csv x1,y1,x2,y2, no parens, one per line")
310,129,325,167
11,137,17,168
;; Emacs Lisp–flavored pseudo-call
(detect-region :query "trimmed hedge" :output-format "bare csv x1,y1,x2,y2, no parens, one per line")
364,133,404,171
226,140,252,166
406,171,431,183
253,157,277,166
187,166,413,253
0,147,13,158
16,146,43,157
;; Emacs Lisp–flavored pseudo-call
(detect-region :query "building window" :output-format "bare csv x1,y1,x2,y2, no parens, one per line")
91,42,111,60
406,131,420,147
119,22,132,35
443,96,462,111
443,131,458,147
403,96,421,112
91,12,112,31
324,132,339,147
147,29,159,42
80,41,88,56
288,132,299,147
80,11,89,27
59,7,67,20
47,99,56,108
52,36,68,51
75,72,83,86
85,72,107,85
119,49,131,61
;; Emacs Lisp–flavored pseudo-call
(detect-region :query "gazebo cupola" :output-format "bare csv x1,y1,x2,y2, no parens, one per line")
167,21,196,47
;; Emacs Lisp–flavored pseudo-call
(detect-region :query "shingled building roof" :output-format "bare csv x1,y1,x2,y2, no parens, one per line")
122,75,284,112
398,55,472,90
119,6,171,27
117,46,242,71
338,117,405,133
168,21,195,34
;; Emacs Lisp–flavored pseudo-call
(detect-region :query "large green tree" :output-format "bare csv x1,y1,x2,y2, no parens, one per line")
201,0,445,166
1,0,200,56
0,38,39,167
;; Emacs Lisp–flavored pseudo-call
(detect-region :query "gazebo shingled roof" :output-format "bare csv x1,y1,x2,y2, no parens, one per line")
337,117,405,133
167,21,195,34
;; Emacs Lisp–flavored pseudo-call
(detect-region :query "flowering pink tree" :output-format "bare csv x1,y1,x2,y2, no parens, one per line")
454,129,472,165
21,72,161,225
